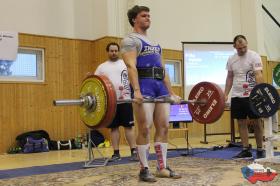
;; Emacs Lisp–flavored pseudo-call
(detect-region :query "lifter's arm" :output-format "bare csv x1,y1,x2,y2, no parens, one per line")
163,74,176,95
224,70,234,102
254,70,264,84
162,68,181,103
122,50,143,103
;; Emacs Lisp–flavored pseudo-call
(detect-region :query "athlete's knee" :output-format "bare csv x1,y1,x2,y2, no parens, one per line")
156,124,169,136
139,126,151,139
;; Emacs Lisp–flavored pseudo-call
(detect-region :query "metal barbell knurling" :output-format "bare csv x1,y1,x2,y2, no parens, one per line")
53,96,207,110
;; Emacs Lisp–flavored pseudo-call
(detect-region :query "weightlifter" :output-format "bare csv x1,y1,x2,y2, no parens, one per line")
121,5,181,182
95,42,137,162
224,35,265,159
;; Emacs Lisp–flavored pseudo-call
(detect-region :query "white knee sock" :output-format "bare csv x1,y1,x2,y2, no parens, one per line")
137,144,150,169
154,142,167,170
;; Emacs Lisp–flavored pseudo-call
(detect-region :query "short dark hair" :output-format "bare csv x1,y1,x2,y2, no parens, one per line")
106,42,119,52
127,5,150,27
233,35,247,44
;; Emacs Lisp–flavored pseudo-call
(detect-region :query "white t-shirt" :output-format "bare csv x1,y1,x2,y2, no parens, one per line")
226,49,263,98
94,59,131,101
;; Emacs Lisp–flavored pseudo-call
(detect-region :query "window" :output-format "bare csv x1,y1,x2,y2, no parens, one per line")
0,47,44,82
164,60,181,86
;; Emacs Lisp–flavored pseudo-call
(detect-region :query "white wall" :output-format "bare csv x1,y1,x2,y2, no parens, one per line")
0,0,99,40
262,0,280,61
239,0,265,55
131,0,267,53
0,0,127,40
73,0,94,40
0,0,74,38
133,0,236,50
0,0,272,55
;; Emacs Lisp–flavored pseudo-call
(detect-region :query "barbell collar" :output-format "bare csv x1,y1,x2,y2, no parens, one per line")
53,96,96,110
53,99,85,106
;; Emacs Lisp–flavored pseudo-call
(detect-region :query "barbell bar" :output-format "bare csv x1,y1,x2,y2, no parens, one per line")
53,75,225,129
53,97,206,107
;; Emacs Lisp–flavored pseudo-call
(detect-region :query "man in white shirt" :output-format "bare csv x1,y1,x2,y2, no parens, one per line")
95,42,137,161
224,35,264,159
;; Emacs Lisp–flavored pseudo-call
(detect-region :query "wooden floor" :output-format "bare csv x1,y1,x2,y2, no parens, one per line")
0,135,279,170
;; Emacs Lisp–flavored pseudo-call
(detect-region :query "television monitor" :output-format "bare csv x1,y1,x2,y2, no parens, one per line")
169,103,193,122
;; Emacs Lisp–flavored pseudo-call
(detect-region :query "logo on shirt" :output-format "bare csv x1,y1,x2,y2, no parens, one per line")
246,70,256,87
243,70,255,96
119,70,130,99
140,45,161,56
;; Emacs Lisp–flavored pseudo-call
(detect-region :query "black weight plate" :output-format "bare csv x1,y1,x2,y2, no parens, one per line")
249,83,280,118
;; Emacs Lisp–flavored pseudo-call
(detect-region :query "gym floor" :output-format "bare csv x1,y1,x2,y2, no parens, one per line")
1,134,279,170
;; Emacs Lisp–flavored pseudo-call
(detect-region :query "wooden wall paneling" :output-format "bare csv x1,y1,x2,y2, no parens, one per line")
1,34,272,153
0,34,96,153
266,60,280,84
61,39,75,139
1,85,17,148
162,49,183,97
261,56,268,83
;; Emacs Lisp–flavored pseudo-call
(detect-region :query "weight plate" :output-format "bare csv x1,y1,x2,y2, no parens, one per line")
188,82,225,124
249,83,280,118
79,75,117,129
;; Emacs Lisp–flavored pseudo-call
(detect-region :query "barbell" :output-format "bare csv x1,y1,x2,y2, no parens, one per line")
53,75,225,129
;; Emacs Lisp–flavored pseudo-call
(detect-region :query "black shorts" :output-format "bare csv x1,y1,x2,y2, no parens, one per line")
231,97,260,119
107,103,134,129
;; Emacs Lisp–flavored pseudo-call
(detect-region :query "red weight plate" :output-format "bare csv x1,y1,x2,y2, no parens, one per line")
81,75,117,129
96,75,117,129
188,82,225,124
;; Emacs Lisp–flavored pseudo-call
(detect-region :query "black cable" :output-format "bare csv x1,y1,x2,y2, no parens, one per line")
262,4,280,28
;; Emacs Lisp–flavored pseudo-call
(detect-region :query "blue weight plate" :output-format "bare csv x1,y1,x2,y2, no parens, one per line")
249,83,280,118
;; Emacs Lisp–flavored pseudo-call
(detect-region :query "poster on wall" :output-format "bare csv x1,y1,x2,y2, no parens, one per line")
0,31,18,61
182,42,235,99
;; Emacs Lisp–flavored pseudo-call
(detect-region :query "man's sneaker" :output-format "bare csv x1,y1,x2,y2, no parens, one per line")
256,149,265,159
156,166,182,179
109,154,121,162
232,150,253,160
139,167,157,182
130,152,138,161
